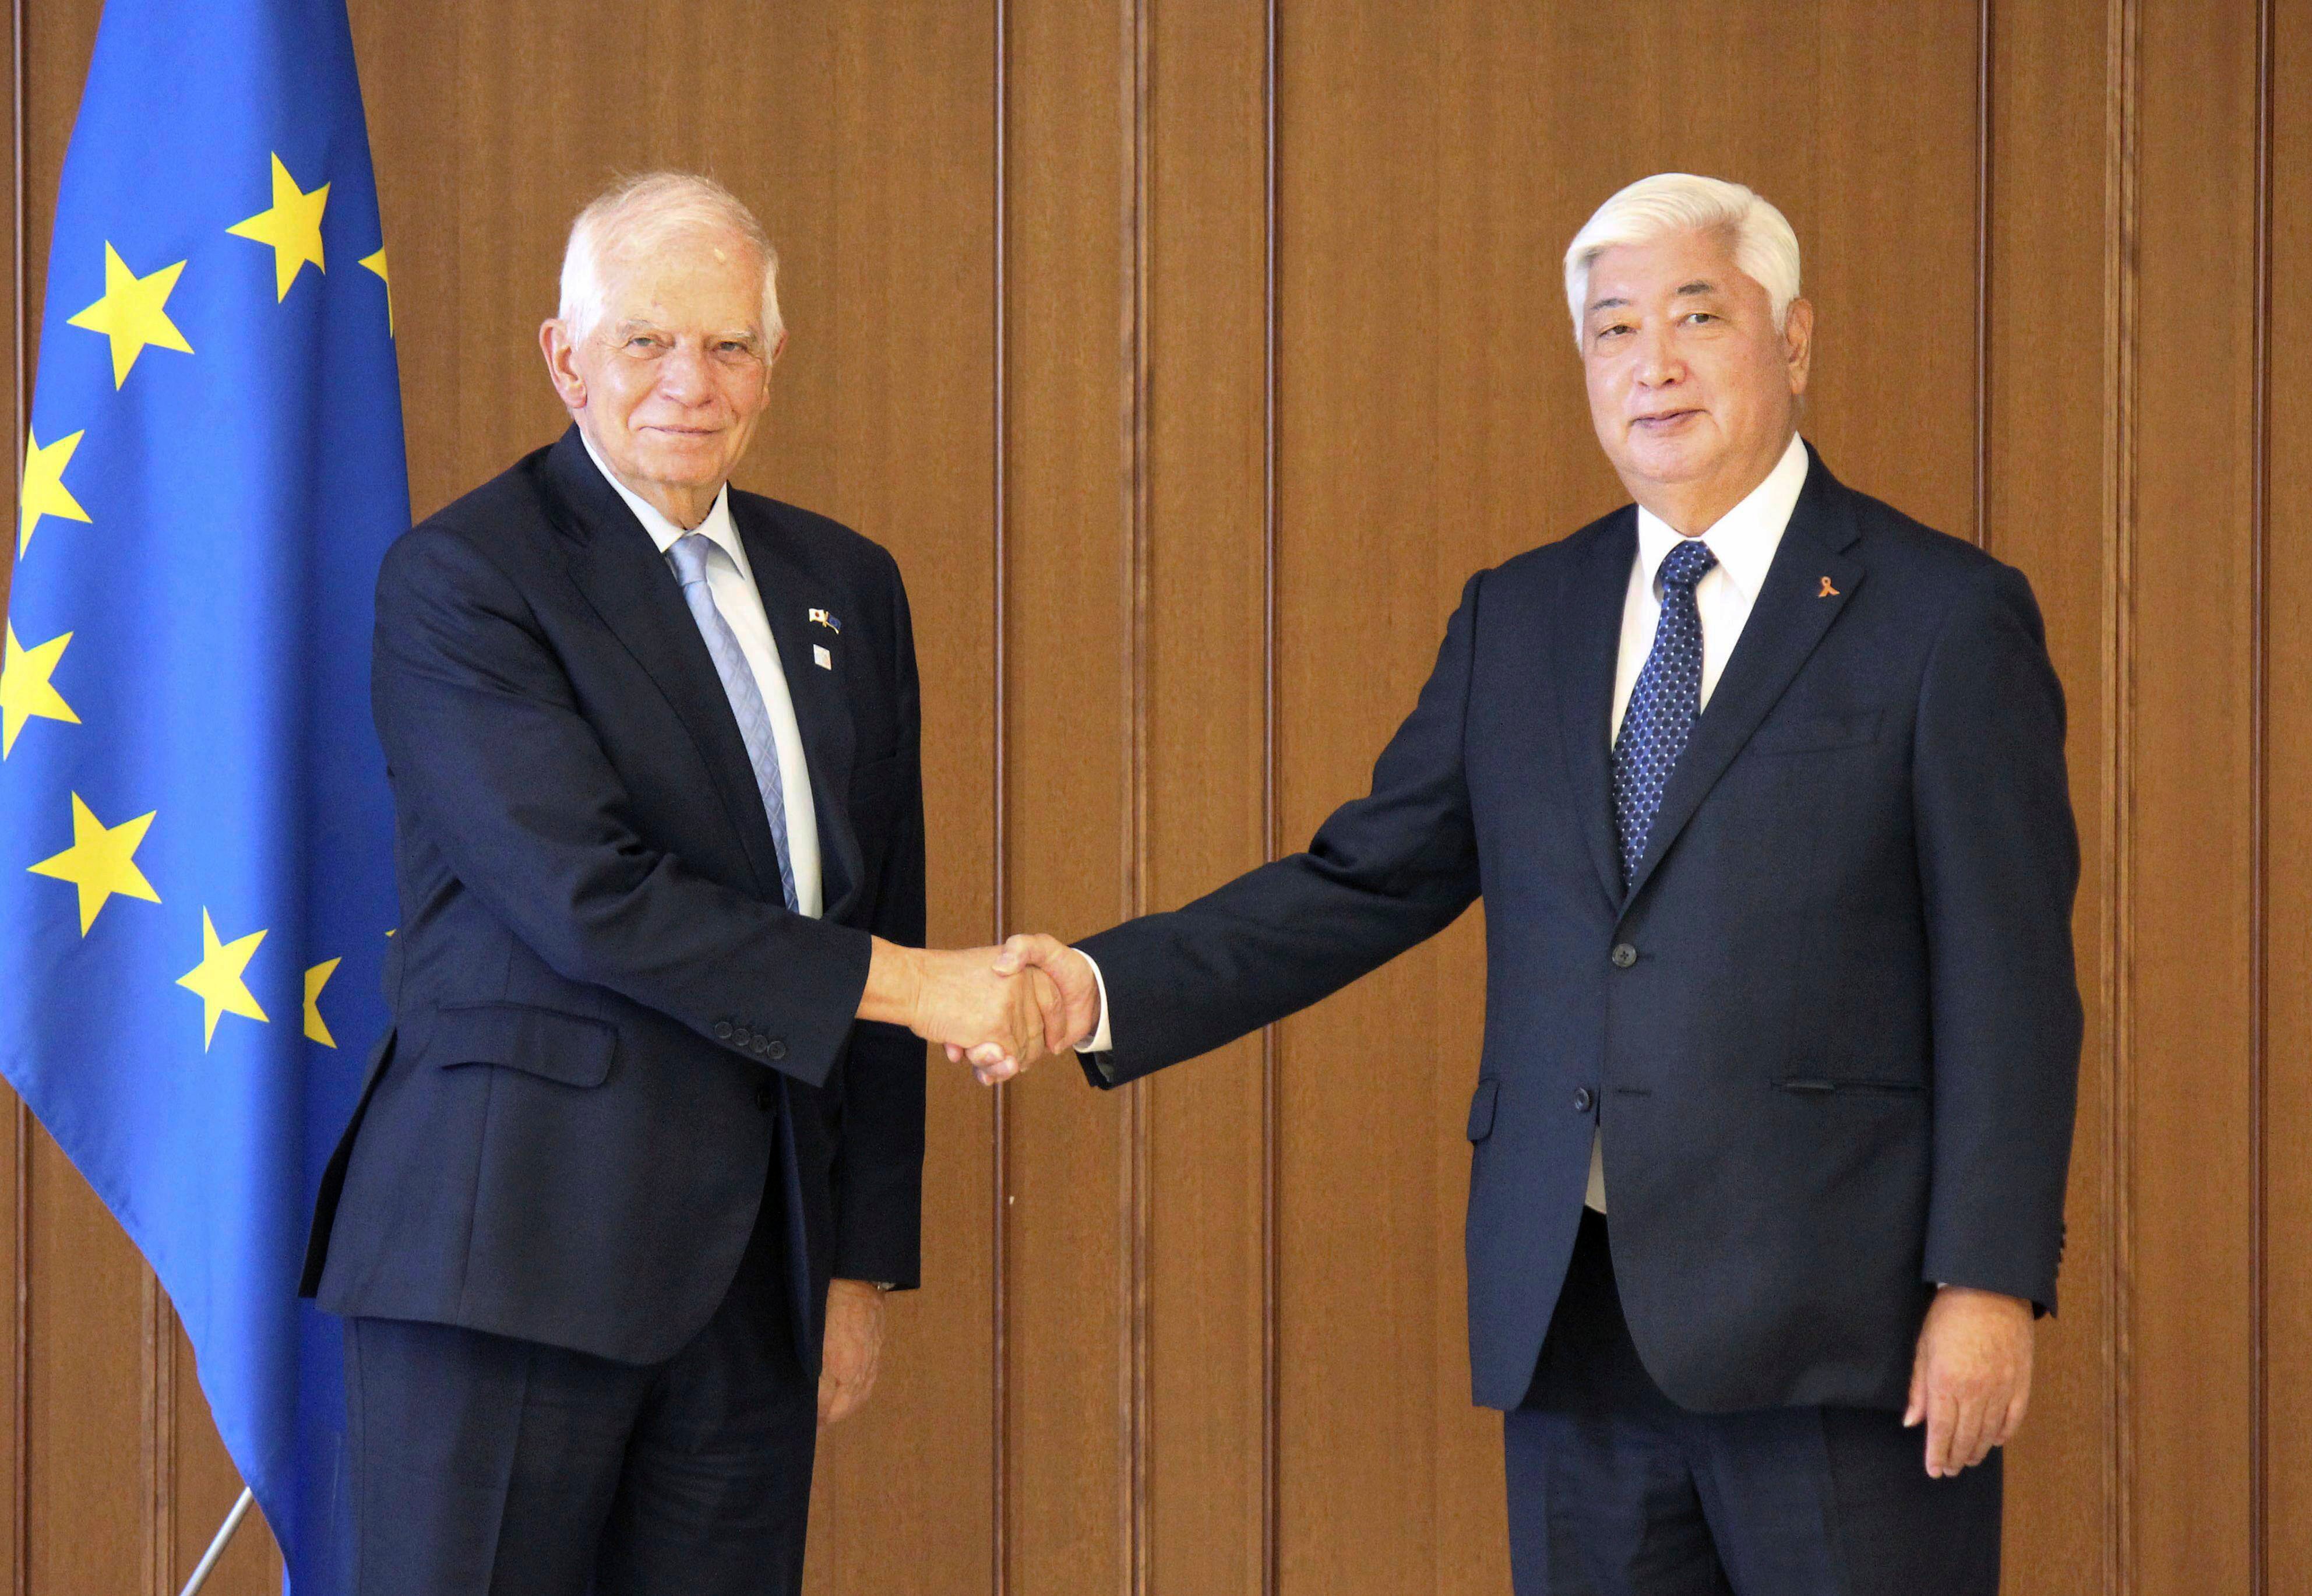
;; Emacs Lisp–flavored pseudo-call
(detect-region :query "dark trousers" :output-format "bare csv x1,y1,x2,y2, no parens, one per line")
1504,1210,2000,1596
343,1172,817,1596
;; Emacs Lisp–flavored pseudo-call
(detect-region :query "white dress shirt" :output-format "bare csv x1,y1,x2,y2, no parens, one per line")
1079,435,1814,1213
581,430,822,919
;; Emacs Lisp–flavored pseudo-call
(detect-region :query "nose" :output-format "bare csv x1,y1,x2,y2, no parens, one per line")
1633,323,1683,389
655,341,715,406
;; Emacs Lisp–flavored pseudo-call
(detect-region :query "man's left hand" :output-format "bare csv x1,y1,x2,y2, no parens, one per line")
819,1278,887,1428
1904,1285,2034,1477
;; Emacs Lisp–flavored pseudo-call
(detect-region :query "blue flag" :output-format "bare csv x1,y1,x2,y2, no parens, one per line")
0,1,406,1587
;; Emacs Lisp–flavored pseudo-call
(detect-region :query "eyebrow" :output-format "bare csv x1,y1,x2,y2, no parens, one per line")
608,320,763,345
1673,280,1719,297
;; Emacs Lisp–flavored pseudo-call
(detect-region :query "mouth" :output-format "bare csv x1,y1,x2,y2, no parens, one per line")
1630,409,1701,433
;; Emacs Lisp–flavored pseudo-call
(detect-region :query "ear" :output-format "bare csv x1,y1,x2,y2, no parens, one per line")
1780,298,1815,398
541,319,586,410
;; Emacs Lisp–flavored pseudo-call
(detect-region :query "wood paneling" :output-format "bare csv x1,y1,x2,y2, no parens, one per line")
2130,1,2263,1588
1141,1,1272,1592
999,0,1132,1587
3,2,2308,1593
1983,2,2121,1590
2267,0,2311,1577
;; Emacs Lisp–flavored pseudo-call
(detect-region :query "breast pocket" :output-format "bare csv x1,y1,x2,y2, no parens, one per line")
431,1000,618,1089
1748,707,1885,757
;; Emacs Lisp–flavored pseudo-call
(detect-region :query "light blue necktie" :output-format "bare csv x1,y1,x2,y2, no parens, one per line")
1612,537,1718,886
669,533,800,912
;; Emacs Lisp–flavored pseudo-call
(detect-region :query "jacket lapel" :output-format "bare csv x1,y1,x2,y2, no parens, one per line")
734,503,864,921
1552,511,1638,909
1619,449,1866,908
542,428,791,903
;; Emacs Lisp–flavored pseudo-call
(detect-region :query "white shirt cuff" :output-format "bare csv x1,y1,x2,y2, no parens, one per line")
1075,951,1115,1054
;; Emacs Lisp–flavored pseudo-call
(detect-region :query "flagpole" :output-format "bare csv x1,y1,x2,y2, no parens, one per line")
176,1486,254,1596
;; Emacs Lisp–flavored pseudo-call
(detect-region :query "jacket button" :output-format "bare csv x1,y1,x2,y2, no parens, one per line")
752,1037,771,1057
714,1020,734,1040
1573,1087,1595,1113
756,1083,776,1111
1610,943,1638,969
766,1038,788,1062
732,1027,753,1048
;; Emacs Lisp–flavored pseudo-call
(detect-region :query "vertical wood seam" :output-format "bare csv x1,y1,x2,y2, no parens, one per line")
9,0,26,1583
1973,0,1993,552
1119,0,1153,1588
1260,1,1280,1589
2101,0,2140,1588
991,0,1010,1586
2250,0,2275,1588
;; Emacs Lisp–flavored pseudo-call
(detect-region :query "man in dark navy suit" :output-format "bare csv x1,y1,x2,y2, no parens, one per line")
995,173,2082,1594
301,173,1052,1595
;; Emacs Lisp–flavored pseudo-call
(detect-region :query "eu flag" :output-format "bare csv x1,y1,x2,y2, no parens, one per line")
0,0,406,1587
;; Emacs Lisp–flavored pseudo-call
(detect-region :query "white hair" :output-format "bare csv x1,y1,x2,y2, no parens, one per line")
1562,173,1800,347
557,171,784,350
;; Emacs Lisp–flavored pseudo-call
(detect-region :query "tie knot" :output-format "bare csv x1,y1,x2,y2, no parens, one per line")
669,533,714,590
1660,538,1717,592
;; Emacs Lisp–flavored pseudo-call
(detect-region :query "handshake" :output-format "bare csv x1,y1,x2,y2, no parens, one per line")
866,933,1101,1085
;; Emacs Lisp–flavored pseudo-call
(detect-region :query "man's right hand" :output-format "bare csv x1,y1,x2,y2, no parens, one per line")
858,938,1060,1076
979,934,1102,1069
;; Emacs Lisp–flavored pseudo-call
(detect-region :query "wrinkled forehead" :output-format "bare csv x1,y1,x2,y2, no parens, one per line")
594,226,768,333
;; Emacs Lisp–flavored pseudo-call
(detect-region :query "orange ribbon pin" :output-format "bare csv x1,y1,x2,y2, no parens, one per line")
1818,576,1841,598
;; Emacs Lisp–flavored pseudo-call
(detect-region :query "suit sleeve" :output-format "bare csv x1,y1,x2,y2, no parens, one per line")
1076,572,1488,1087
1913,561,2084,1312
831,550,928,1288
371,522,872,1090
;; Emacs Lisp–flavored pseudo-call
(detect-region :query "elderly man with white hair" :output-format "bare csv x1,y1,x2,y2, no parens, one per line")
997,172,2082,1593
301,172,1056,1593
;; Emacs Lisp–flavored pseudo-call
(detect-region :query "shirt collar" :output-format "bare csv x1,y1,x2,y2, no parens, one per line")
1633,431,1810,603
579,427,746,573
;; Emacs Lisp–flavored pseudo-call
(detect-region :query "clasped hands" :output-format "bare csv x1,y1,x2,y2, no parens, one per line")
866,933,1097,1085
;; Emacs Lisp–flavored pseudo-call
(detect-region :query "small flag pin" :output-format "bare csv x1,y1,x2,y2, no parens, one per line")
809,608,841,633
813,644,833,670
1818,576,1841,598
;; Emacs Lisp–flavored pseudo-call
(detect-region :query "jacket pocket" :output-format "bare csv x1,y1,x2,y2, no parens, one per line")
432,1000,618,1089
1775,1074,1924,1096
1465,1077,1500,1141
1749,708,1884,756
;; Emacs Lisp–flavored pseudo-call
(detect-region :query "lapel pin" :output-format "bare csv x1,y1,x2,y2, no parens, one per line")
809,608,841,633
812,644,833,670
1818,576,1841,598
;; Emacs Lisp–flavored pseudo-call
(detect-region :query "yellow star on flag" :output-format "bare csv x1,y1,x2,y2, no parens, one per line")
228,154,330,301
19,426,90,557
178,909,270,1049
27,792,160,933
66,243,193,387
360,245,392,335
304,957,342,1048
1,623,80,757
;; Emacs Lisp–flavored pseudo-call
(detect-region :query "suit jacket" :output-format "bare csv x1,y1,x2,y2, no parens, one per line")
302,427,927,1372
1077,448,2082,1413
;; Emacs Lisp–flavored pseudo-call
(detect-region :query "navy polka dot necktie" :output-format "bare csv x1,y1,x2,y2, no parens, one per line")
1613,537,1718,887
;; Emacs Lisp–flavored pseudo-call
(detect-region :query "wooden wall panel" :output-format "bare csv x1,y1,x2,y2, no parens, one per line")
801,2,999,1588
2263,0,2309,1579
999,0,1132,1587
1982,1,2123,1591
5,3,2311,1593
2129,1,2262,1589
1141,2,1273,1593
